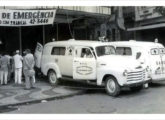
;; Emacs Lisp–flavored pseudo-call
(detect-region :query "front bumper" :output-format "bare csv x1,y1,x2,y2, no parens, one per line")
152,74,165,82
123,79,151,87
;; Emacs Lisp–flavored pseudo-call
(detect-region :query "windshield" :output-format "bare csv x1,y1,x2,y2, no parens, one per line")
96,46,115,57
151,48,165,55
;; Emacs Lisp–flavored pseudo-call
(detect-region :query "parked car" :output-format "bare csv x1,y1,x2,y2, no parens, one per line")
110,40,165,83
34,39,148,96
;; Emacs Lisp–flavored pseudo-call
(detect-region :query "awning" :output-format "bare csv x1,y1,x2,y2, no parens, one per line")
127,23,165,31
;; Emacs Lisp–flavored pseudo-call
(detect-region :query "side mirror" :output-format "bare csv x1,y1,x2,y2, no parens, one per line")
136,52,141,60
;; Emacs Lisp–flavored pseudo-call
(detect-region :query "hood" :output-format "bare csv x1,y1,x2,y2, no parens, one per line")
97,55,141,70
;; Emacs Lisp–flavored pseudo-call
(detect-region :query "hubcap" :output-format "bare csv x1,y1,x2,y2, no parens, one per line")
49,72,57,83
107,79,116,93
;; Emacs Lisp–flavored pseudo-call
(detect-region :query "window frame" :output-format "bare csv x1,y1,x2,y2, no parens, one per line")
51,46,66,56
116,47,132,56
95,45,116,57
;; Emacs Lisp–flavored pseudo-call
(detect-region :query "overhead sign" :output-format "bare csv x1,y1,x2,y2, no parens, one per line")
0,9,56,26
135,7,162,21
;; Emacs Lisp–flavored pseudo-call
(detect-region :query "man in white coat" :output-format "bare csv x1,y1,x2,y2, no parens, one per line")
13,50,23,84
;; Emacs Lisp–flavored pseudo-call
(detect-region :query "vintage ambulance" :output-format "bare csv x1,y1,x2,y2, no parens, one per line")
34,39,148,96
110,40,165,83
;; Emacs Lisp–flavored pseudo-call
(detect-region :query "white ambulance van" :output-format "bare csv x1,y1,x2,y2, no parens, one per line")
34,39,148,96
110,40,165,83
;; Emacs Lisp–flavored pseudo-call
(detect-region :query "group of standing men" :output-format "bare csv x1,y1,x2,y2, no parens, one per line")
0,49,36,90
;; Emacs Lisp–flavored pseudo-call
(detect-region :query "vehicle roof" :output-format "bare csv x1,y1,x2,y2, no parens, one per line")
45,39,110,48
110,40,164,48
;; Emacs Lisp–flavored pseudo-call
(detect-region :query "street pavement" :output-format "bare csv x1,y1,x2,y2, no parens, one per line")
0,78,84,108
0,76,165,113
6,81,165,114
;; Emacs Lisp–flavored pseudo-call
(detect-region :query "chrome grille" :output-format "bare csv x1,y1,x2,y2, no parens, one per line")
127,70,145,82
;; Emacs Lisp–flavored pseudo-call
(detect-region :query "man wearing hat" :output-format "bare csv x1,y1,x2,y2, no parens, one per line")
13,50,23,84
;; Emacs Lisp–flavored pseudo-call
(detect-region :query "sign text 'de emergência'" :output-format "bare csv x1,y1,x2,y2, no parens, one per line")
0,9,56,26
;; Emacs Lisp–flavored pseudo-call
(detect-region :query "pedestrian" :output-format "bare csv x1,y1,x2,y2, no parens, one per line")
23,49,35,90
0,54,3,85
6,54,12,82
13,50,23,84
0,52,10,85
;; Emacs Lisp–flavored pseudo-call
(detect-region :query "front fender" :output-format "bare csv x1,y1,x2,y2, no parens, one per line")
41,62,62,78
97,66,126,86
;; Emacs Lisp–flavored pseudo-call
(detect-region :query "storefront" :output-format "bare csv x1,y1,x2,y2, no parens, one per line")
127,6,165,45
0,7,111,55
0,9,56,55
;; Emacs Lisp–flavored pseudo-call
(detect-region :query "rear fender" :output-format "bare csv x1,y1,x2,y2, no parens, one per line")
41,62,62,78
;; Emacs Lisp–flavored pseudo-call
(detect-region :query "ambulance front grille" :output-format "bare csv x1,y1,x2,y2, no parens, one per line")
127,70,145,82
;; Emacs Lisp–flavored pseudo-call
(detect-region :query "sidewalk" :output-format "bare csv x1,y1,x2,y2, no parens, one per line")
0,79,84,107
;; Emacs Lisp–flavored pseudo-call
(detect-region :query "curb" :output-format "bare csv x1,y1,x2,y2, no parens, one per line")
0,89,86,108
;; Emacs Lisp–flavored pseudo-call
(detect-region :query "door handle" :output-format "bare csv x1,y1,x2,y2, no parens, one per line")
74,60,79,62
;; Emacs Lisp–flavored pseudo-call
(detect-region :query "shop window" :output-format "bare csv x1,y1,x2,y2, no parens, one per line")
51,47,66,55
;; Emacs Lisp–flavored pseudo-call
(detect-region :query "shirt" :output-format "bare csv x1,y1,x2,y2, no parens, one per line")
23,53,35,70
0,55,10,71
13,54,23,68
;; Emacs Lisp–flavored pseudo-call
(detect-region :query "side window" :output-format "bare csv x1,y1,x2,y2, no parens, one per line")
51,47,66,55
159,48,165,54
75,48,93,58
81,48,93,58
116,47,132,55
151,48,159,55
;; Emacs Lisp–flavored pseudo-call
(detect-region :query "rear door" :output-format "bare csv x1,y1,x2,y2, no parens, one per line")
73,47,96,80
150,47,164,76
159,47,165,73
34,42,43,68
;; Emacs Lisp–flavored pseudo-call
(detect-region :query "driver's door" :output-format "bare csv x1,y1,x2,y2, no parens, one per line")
73,47,96,80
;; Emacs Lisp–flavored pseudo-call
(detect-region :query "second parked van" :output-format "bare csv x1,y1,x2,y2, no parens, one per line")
110,40,165,83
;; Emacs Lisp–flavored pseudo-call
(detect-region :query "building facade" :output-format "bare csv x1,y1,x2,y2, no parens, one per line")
126,6,165,45
0,6,112,54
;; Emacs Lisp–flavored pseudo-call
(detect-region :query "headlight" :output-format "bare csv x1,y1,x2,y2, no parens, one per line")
123,70,128,76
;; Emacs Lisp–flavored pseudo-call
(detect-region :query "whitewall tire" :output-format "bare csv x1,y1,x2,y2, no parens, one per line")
48,70,59,85
105,76,120,97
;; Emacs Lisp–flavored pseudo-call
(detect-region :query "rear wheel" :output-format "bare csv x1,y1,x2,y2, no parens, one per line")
105,76,120,97
130,85,143,92
48,70,59,85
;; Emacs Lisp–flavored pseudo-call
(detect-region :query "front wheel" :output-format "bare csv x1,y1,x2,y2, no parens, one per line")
48,70,59,85
105,76,120,97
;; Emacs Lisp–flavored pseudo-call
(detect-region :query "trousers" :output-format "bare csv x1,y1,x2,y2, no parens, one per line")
15,68,22,84
24,69,35,89
0,70,8,84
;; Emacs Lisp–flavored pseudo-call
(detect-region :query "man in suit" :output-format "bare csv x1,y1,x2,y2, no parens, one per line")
23,49,35,90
